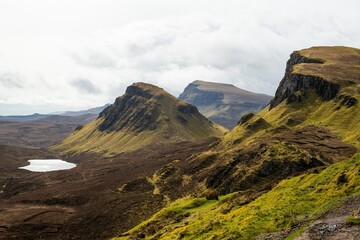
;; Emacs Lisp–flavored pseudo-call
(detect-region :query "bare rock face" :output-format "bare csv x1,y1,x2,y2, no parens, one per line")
269,52,340,109
98,84,161,133
179,80,273,129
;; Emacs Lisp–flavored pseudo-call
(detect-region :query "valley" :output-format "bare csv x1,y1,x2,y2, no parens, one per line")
0,139,217,239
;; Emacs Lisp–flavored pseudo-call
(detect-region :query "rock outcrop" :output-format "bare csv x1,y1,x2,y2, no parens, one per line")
270,47,360,109
270,52,340,109
179,80,273,129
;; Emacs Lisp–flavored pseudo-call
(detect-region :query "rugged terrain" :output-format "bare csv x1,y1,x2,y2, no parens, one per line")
1,46,359,240
179,80,273,129
0,82,227,239
0,139,218,239
117,46,360,239
54,82,226,156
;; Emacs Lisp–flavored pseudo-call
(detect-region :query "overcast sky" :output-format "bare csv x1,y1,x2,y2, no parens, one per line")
0,0,359,115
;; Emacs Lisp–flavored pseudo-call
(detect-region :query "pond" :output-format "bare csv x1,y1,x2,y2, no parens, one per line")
19,159,76,172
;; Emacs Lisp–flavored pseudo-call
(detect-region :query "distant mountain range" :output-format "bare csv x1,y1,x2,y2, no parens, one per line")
60,104,111,116
179,80,273,129
0,104,109,122
0,104,109,148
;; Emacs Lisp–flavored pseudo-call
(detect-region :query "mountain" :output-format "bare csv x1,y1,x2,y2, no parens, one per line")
179,80,273,129
0,114,100,148
0,104,108,122
61,103,110,116
118,46,360,239
54,82,227,156
0,113,48,122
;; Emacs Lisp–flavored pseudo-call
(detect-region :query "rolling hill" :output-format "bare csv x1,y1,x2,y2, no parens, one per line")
179,80,273,129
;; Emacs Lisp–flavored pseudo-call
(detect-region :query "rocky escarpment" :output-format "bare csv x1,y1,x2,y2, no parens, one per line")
269,52,340,109
98,84,162,133
179,83,225,106
180,80,273,129
98,83,208,133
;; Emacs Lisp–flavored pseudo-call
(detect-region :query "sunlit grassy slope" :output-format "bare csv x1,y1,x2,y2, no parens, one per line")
53,83,226,156
117,153,360,240
223,46,360,149
292,46,360,85
222,89,360,150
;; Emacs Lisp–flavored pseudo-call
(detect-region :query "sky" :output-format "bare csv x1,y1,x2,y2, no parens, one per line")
0,0,359,115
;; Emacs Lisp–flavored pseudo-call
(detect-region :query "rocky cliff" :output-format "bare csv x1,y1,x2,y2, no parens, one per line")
270,46,360,109
179,80,273,129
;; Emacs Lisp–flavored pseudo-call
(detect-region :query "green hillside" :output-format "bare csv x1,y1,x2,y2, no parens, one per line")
113,46,360,239
117,153,360,239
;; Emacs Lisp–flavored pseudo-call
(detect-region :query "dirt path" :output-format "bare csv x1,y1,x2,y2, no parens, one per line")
296,195,360,240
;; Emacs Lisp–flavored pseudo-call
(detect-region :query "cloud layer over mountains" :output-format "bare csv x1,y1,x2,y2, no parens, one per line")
0,0,359,114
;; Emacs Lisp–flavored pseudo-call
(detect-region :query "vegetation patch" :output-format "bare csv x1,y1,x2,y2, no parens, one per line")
116,153,360,239
346,215,360,225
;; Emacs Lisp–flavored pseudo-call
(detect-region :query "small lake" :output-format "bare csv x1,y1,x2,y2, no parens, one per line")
19,159,76,172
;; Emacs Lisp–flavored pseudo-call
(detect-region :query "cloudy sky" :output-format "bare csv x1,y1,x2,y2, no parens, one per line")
0,0,359,115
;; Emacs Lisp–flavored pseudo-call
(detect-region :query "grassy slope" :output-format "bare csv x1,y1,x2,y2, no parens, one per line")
223,47,360,150
118,153,360,240
225,88,360,149
114,47,360,239
293,46,360,85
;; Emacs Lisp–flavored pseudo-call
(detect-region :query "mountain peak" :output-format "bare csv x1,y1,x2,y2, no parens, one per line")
125,82,169,99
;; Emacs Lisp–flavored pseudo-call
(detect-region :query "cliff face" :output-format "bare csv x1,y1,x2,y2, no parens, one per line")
179,80,273,129
180,83,224,106
270,52,340,109
98,84,162,133
270,47,360,109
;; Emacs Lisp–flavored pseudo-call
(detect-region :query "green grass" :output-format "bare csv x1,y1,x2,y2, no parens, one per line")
117,153,360,239
293,46,360,85
347,216,360,225
285,225,308,240
256,89,360,149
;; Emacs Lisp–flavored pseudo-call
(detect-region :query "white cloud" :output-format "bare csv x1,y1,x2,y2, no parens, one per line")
0,0,359,114
71,78,102,95
0,72,25,89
